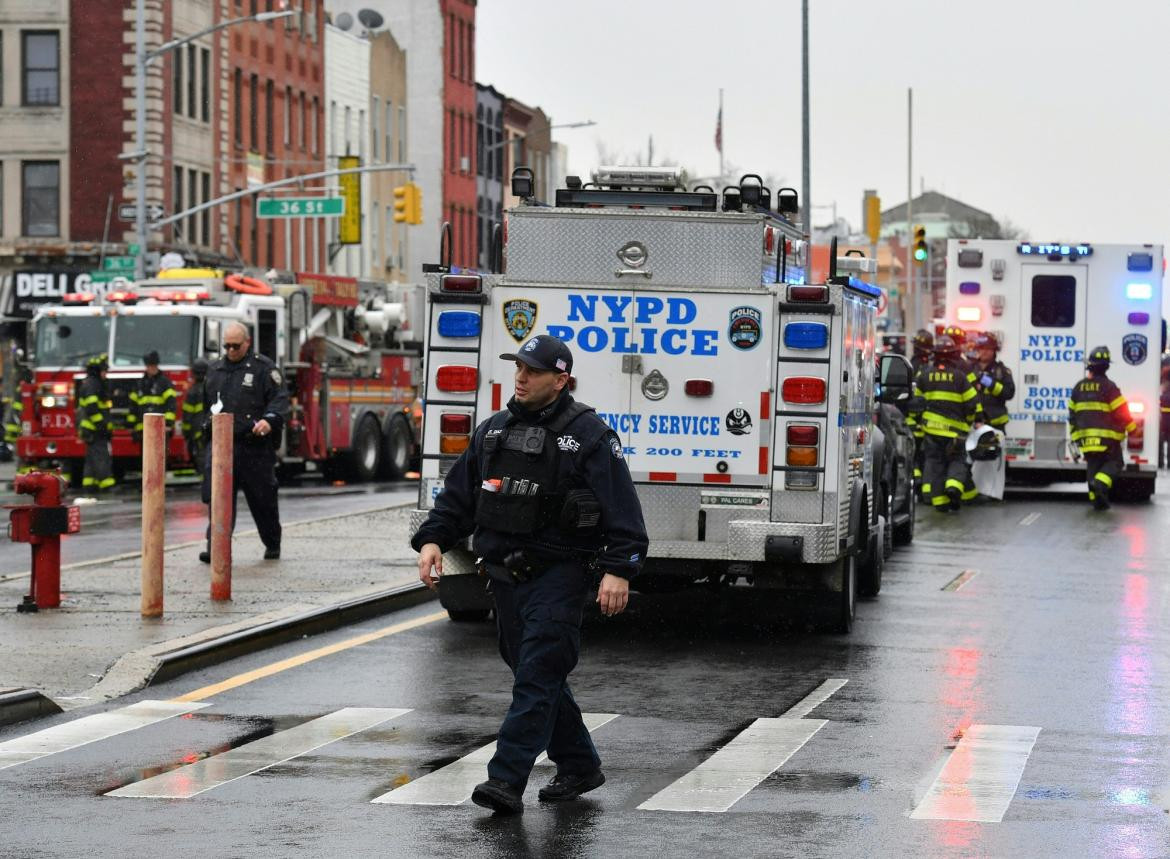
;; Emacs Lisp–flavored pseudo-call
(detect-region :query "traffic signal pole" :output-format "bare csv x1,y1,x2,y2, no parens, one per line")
906,87,914,333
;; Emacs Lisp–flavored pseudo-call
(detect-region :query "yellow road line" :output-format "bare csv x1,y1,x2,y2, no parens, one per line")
173,610,448,702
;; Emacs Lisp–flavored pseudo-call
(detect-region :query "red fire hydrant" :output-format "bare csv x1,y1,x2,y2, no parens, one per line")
10,472,80,612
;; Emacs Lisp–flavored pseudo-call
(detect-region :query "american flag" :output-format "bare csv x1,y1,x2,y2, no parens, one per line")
715,105,723,154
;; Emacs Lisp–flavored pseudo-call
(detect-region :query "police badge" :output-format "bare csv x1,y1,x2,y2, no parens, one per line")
502,299,538,342
1122,333,1148,366
728,306,762,350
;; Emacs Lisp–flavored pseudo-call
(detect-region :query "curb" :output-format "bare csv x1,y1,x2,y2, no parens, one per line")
147,580,436,685
0,688,63,728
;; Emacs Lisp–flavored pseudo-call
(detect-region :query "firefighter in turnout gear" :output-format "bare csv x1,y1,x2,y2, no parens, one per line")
129,351,177,439
181,357,211,474
912,335,983,512
199,322,289,561
971,332,1015,430
1069,346,1136,510
412,334,649,816
942,324,981,502
77,355,115,492
1159,377,1170,469
906,329,933,495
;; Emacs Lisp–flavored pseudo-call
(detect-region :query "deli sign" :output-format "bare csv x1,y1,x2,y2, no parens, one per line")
5,270,120,318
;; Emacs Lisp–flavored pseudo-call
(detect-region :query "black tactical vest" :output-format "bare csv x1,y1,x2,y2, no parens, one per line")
474,401,597,535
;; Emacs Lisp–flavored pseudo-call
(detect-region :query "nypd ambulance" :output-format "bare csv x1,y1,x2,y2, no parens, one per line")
412,167,892,632
944,239,1163,499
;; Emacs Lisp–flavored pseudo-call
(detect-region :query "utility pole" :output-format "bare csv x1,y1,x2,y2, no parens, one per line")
134,0,147,280
801,0,810,233
906,87,914,332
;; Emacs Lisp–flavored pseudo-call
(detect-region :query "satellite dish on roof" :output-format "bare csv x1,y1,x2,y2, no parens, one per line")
357,8,384,30
334,11,354,31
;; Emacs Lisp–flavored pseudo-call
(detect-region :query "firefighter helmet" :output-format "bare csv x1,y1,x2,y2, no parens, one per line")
943,324,966,344
972,332,998,352
1086,345,1111,369
965,425,1002,461
933,334,960,359
912,328,934,354
86,354,108,371
192,357,210,379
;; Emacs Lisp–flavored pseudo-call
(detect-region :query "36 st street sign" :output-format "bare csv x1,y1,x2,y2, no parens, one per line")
257,197,345,218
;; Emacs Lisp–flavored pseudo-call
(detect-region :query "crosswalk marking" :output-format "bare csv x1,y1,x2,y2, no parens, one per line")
638,717,826,813
0,700,210,771
372,712,618,805
910,724,1041,822
107,707,409,799
781,678,847,719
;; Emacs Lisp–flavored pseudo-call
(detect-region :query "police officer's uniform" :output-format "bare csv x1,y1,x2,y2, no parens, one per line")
77,356,115,491
129,351,177,436
182,358,210,474
411,335,648,813
1069,346,1135,510
912,335,982,512
200,346,289,557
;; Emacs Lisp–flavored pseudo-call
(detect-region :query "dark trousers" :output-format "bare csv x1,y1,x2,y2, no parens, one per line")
201,441,281,549
486,560,600,791
82,434,114,490
923,434,968,510
1084,444,1123,505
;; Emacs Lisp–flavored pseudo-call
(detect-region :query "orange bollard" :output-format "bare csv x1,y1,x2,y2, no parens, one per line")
210,412,233,601
140,413,165,617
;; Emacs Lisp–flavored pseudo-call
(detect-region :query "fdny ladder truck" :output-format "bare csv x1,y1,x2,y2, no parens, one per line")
413,167,895,632
17,270,424,482
944,239,1163,500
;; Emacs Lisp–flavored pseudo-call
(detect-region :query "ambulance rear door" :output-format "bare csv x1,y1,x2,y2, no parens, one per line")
1017,263,1088,461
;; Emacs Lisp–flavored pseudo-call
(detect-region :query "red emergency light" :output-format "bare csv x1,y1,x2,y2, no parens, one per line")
781,376,826,404
684,379,714,396
440,275,482,294
62,293,95,305
435,365,477,392
106,291,139,304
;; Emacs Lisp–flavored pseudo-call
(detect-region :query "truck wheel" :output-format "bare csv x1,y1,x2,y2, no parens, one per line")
347,416,381,482
858,518,884,598
880,490,894,559
379,417,412,480
447,609,491,622
832,553,857,634
893,487,916,546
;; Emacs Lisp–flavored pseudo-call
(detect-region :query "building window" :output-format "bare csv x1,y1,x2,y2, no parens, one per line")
265,80,274,154
359,108,366,161
200,47,210,122
22,161,59,236
448,15,455,77
22,31,59,106
0,34,4,106
371,97,379,160
201,172,211,247
300,92,308,150
188,168,198,245
249,74,259,149
384,100,392,162
329,100,337,154
187,44,197,119
398,106,406,162
173,48,183,116
234,69,242,144
234,191,243,254
311,97,319,155
173,166,184,242
284,86,293,146
344,105,351,154
476,104,484,177
448,109,455,172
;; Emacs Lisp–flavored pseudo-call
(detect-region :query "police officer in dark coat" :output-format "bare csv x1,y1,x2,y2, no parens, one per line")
412,334,648,816
199,322,289,561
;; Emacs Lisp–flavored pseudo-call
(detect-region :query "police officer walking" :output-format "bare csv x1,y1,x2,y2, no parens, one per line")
77,355,115,492
412,334,648,815
198,322,288,561
1069,346,1136,510
181,357,211,474
129,351,177,440
971,333,1015,432
912,335,982,512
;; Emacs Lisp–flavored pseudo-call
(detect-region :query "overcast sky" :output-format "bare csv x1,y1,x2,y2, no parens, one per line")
477,0,1170,248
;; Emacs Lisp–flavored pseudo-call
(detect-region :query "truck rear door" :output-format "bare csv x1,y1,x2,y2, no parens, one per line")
1017,263,1088,458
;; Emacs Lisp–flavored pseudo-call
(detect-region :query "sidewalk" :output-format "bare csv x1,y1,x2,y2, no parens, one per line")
0,502,430,724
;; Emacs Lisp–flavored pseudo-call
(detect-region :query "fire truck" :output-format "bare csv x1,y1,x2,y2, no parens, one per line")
412,167,896,632
16,269,424,482
944,239,1164,500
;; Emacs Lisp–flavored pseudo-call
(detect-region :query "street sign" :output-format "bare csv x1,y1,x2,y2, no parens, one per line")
89,272,132,286
117,203,165,222
103,256,137,272
257,197,345,218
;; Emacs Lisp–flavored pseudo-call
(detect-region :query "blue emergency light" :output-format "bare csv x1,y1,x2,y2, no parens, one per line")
1128,312,1150,326
1127,252,1154,272
437,310,481,337
784,321,829,350
959,281,981,295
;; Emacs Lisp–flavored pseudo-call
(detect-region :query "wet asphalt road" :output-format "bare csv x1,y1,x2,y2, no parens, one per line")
0,475,419,577
1,485,1168,857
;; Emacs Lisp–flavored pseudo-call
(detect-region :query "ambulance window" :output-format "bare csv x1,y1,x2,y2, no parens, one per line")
256,309,278,361
1030,275,1076,328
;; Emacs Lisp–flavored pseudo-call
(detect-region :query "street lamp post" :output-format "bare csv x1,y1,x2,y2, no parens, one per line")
131,2,294,279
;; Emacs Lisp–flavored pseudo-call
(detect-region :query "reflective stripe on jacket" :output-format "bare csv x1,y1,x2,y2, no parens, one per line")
1069,375,1135,452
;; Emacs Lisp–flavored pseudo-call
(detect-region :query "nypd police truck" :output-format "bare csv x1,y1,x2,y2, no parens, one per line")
413,167,895,632
944,239,1163,499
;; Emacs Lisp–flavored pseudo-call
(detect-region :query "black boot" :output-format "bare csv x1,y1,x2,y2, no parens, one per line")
471,778,523,814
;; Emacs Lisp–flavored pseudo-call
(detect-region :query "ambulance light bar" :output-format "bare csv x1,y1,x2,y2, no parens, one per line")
106,291,139,304
592,166,682,189
62,292,95,304
1017,243,1093,258
1126,283,1152,300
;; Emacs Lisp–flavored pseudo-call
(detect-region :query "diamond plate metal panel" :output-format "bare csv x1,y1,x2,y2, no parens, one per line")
507,209,767,288
771,488,826,524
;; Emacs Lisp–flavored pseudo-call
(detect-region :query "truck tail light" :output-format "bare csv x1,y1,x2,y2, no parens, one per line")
786,446,818,467
440,413,472,433
435,366,477,392
440,274,482,294
685,379,714,396
440,435,470,454
956,306,982,322
785,423,819,467
781,376,826,404
786,285,829,303
1128,416,1145,451
786,424,819,446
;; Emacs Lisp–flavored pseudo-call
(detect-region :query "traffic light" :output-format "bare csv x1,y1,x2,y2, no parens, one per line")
393,182,423,225
912,224,927,265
